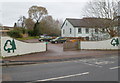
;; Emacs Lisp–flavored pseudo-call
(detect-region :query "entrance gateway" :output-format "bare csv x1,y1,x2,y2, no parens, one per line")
63,39,80,51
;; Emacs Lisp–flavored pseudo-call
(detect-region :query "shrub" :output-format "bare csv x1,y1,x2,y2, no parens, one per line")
27,29,35,36
49,33,59,37
14,27,26,34
7,27,27,38
7,30,23,38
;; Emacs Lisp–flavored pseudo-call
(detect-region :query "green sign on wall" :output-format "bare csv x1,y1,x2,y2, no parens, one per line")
4,39,16,53
111,38,119,46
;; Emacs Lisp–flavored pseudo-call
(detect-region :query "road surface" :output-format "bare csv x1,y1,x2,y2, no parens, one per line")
2,55,119,82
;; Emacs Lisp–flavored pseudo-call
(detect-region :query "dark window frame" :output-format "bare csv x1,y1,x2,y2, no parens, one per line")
95,29,98,34
78,28,82,33
102,28,105,33
63,29,65,34
70,28,72,34
85,28,89,33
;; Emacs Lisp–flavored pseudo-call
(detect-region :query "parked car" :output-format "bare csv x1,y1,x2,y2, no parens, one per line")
39,36,53,42
50,37,67,43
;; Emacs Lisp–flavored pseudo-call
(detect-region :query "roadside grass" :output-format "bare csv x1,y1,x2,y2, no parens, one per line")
0,56,4,59
16,36,39,40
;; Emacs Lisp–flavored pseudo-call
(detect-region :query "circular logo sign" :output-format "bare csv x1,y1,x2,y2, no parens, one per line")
111,38,119,46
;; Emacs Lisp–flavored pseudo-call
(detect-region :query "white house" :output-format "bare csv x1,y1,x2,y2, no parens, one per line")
61,17,112,40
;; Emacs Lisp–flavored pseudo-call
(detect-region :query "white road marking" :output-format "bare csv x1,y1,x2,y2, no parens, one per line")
109,66,120,70
36,72,89,81
83,62,102,67
95,61,114,65
110,56,117,59
73,60,102,67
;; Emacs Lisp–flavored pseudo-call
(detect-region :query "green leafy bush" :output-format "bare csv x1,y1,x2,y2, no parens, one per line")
7,27,27,38
27,29,35,36
14,27,26,34
16,36,39,40
7,30,23,38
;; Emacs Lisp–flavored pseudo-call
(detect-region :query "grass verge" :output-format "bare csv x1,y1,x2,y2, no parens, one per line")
16,36,39,40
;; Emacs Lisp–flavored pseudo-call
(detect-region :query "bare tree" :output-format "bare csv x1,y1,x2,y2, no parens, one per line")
39,15,61,36
28,6,48,23
28,6,48,36
84,0,118,19
25,18,35,30
83,0,118,38
0,23,2,37
0,23,2,28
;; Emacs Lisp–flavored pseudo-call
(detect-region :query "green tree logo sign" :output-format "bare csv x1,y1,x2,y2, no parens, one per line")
4,39,16,53
111,38,119,46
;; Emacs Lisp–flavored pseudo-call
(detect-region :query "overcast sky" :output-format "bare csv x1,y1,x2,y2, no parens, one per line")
0,0,91,27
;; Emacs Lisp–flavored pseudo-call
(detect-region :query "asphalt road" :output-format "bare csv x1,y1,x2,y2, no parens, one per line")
2,56,119,82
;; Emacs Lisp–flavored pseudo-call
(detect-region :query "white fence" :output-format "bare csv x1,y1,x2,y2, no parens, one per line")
80,37,120,50
1,37,47,57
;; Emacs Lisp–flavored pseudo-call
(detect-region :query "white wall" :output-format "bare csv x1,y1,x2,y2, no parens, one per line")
80,37,120,50
61,20,75,37
1,37,47,57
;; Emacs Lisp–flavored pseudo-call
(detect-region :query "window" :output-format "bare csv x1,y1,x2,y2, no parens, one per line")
63,29,65,34
85,28,89,33
78,28,82,33
102,28,105,33
70,28,72,34
95,29,98,34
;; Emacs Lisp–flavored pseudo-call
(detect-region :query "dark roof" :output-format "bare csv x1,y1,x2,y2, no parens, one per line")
3,26,14,28
3,26,14,29
64,17,112,28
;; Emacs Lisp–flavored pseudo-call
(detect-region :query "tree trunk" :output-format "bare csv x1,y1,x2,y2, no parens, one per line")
33,21,40,36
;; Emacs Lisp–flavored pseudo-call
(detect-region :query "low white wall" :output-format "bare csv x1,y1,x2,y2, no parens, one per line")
80,37,120,50
1,37,47,57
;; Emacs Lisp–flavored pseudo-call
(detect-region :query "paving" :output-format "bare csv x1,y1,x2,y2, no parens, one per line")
2,39,119,66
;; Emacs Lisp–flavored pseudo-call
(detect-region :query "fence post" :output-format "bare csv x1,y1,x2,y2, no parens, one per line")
78,40,81,50
45,42,48,51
